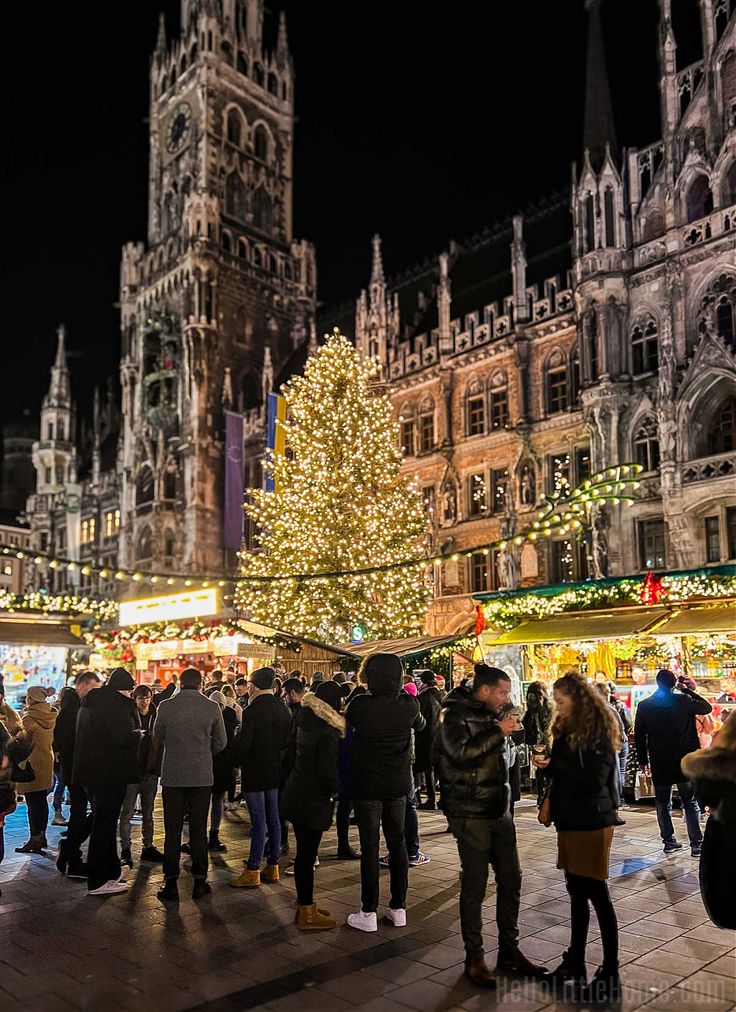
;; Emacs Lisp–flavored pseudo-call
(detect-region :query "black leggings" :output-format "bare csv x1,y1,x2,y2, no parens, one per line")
565,872,619,969
26,790,50,837
293,824,323,906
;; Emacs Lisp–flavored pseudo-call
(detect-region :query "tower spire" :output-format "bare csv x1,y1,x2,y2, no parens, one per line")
156,12,166,54
582,0,617,170
47,324,71,407
370,234,385,287
276,11,289,66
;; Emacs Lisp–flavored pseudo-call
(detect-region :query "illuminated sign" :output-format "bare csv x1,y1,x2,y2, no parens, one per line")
119,589,218,627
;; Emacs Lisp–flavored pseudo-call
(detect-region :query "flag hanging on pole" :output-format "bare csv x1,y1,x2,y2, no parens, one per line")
266,392,286,492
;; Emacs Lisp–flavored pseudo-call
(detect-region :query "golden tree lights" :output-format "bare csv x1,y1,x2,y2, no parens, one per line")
235,332,431,642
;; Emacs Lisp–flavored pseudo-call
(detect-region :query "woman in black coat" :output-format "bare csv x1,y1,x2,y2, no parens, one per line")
281,682,345,931
682,711,736,930
533,672,622,1004
414,671,443,809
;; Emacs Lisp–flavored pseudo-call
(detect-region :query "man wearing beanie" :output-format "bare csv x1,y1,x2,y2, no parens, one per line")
72,668,141,896
435,664,544,987
344,652,425,933
150,667,227,902
230,667,291,888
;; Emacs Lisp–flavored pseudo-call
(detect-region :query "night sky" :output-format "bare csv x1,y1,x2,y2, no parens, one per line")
1,0,661,429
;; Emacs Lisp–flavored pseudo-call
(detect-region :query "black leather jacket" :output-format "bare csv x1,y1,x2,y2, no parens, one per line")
435,685,509,820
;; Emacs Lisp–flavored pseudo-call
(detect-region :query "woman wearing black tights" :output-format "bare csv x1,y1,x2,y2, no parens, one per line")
281,681,345,930
533,672,622,1004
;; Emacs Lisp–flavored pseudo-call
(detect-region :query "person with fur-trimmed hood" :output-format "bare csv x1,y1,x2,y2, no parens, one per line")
681,711,736,930
281,682,346,930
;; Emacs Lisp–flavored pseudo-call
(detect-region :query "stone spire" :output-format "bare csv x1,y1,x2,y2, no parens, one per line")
156,12,166,55
370,234,385,287
511,215,529,324
46,324,72,409
582,0,617,170
276,11,289,67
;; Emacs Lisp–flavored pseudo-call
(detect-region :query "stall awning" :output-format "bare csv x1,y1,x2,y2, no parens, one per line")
651,605,736,637
336,634,470,660
0,620,86,648
486,608,668,646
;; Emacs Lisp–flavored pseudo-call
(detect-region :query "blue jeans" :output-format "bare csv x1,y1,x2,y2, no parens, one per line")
655,781,703,848
245,789,280,869
52,772,65,811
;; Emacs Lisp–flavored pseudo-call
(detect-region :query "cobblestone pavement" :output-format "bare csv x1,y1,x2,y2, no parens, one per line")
0,796,734,1012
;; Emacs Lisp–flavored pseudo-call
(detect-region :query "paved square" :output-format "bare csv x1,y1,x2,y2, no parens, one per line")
0,797,733,1011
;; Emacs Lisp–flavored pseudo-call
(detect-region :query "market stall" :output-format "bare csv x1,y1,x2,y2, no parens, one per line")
0,615,87,706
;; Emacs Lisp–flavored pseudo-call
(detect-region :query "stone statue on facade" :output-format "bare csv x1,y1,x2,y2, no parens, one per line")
589,502,609,580
519,461,535,506
441,480,457,525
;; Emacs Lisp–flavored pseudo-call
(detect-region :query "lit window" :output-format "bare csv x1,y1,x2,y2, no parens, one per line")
547,453,572,497
418,412,434,453
467,395,485,436
469,552,492,593
400,419,415,456
631,318,659,375
705,516,720,563
491,469,508,515
634,420,660,472
639,519,666,569
490,387,509,430
550,538,576,583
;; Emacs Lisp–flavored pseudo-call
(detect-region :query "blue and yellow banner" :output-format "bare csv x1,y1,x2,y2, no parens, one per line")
266,392,286,492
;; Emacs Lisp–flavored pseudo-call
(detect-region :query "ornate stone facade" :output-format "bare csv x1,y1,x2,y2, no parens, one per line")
352,1,736,634
25,1,316,593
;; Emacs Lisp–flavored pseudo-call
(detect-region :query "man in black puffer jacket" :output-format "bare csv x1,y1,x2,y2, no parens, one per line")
436,664,544,989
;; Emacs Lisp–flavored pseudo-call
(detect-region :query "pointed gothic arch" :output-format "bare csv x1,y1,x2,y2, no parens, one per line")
253,123,271,162
225,171,246,221
226,106,245,147
252,187,272,231
685,173,714,223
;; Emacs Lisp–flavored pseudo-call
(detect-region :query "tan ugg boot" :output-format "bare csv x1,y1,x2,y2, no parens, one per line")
261,863,279,883
296,904,337,931
228,868,260,888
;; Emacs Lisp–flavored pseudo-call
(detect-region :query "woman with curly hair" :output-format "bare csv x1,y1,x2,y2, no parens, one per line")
533,672,622,1004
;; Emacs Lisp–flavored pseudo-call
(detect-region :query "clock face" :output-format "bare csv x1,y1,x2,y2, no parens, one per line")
166,102,192,154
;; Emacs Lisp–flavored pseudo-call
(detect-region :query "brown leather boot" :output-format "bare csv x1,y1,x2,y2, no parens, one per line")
296,903,337,931
497,946,547,978
261,863,279,883
228,868,260,888
464,957,497,988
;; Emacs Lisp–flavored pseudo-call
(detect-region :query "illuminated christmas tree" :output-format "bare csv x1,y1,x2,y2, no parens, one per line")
235,332,431,642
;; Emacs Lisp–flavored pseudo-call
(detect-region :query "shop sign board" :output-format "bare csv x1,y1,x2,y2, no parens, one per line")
119,589,218,627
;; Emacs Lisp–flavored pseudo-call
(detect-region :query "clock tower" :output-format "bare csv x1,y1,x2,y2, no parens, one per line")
119,0,316,575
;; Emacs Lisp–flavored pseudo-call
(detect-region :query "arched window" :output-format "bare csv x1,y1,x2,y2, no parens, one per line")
240,373,260,411
225,172,246,220
253,246,263,267
603,187,615,247
465,380,485,436
164,471,177,499
489,371,509,430
253,62,265,86
268,253,277,273
253,187,271,231
571,345,581,403
136,527,153,562
136,467,154,508
686,174,714,223
180,54,187,75
709,398,736,454
189,42,197,63
267,72,278,95
226,107,243,146
237,51,248,76
723,159,736,207
253,124,269,161
699,274,736,348
237,238,249,259
586,307,600,380
221,230,232,253
715,0,733,40
170,67,177,89
545,350,568,415
634,418,660,472
221,41,233,65
163,530,176,559
631,317,659,374
584,193,595,252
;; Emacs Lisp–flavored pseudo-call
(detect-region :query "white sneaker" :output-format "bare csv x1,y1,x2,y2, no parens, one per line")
347,910,378,932
386,907,407,927
88,880,129,896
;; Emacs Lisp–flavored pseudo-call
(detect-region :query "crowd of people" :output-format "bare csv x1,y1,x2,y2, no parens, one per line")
0,656,734,1001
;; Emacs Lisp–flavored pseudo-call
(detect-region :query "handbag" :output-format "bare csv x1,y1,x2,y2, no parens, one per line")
11,759,36,783
537,781,553,827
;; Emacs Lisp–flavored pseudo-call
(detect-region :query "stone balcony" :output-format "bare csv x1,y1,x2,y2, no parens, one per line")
681,450,736,485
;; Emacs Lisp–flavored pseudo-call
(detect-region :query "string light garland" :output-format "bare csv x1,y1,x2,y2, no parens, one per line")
0,590,118,623
480,571,736,630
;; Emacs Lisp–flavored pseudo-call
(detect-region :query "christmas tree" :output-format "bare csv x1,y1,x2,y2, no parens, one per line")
235,332,430,642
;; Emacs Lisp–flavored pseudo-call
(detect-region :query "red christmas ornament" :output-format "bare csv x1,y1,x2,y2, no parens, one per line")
640,570,665,605
475,604,487,637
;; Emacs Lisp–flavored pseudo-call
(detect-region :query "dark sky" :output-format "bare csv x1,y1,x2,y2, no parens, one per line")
1,0,661,429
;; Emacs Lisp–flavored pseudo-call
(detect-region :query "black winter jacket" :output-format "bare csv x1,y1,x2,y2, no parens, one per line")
434,685,509,820
415,686,443,771
547,734,620,831
635,686,712,785
346,669,425,800
53,690,81,785
237,691,291,792
281,693,345,831
72,686,141,787
213,705,239,794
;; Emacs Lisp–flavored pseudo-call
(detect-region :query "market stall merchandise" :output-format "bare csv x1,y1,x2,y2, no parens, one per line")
0,616,86,707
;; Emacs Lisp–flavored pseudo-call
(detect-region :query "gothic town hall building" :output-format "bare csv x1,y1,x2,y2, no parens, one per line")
345,0,736,634
24,0,316,594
